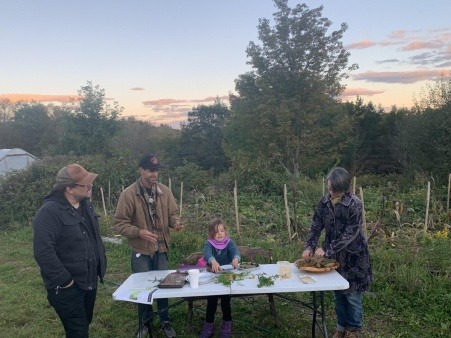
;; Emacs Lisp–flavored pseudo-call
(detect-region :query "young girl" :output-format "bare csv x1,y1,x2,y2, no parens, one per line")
199,218,240,338
302,167,373,338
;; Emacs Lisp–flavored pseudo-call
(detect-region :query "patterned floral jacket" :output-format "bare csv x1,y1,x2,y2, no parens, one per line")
305,191,373,294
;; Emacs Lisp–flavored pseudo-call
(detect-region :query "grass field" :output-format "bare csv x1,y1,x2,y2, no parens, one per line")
1,212,450,338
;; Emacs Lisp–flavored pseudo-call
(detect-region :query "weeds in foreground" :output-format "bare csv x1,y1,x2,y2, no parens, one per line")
0,220,449,337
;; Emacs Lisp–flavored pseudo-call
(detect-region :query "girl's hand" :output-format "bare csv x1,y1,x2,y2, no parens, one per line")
314,247,325,258
302,249,312,261
211,260,220,273
231,258,239,269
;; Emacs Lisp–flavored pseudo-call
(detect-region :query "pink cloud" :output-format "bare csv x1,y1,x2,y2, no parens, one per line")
131,87,145,91
0,94,78,103
142,98,187,106
341,88,385,97
345,40,377,49
354,69,443,84
402,40,443,51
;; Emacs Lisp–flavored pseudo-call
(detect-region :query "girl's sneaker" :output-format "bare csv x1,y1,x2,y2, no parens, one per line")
199,322,215,338
220,320,232,338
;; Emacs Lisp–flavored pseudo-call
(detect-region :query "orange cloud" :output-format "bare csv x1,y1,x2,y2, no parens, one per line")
0,94,78,103
345,40,377,49
354,69,443,84
341,88,385,97
402,40,443,51
143,98,187,106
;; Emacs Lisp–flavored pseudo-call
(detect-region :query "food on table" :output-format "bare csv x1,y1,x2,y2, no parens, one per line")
294,257,339,272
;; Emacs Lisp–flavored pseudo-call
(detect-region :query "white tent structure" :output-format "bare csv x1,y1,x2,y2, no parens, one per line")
0,148,36,177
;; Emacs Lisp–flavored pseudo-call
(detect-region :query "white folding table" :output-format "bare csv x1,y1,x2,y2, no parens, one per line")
113,264,349,337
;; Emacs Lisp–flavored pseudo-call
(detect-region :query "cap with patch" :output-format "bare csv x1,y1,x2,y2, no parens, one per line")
53,164,98,190
139,154,164,170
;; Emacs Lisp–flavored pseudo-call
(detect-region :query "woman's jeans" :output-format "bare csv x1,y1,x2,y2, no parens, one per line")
334,291,363,331
131,251,170,325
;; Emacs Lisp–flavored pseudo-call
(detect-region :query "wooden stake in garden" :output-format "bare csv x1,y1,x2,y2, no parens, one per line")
234,180,240,234
447,173,450,215
284,184,292,242
179,182,183,218
169,177,172,191
100,187,107,216
359,187,367,238
352,176,356,195
424,180,431,232
108,181,111,208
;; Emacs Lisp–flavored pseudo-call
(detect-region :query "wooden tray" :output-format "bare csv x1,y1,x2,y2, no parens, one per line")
157,272,187,288
294,258,339,273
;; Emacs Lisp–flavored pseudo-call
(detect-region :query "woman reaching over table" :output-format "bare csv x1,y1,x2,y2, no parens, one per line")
302,167,373,338
199,218,240,338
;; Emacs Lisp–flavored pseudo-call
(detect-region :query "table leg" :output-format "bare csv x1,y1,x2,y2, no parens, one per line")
311,291,328,338
137,304,154,338
320,292,328,338
312,292,317,337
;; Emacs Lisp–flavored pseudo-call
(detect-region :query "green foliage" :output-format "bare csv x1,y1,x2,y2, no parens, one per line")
224,1,356,178
0,155,139,229
56,81,122,155
179,100,230,174
109,117,181,168
170,161,212,198
1,206,450,337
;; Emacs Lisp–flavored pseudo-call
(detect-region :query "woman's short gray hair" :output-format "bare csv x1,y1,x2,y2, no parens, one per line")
326,167,351,193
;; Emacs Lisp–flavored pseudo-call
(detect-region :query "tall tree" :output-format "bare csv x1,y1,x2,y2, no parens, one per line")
57,82,122,155
179,99,230,174
223,0,356,178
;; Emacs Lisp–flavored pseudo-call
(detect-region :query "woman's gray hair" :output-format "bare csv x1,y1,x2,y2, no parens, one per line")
326,167,351,193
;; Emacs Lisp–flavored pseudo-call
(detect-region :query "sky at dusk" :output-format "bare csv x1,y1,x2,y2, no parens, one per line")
1,0,450,128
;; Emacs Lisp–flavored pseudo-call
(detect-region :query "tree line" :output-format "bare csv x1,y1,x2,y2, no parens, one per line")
1,1,449,190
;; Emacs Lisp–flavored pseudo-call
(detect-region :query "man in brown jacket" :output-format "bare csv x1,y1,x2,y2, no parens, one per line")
115,154,183,338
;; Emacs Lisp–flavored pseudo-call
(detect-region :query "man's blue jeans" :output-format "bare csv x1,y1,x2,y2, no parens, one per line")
131,251,170,325
334,291,363,331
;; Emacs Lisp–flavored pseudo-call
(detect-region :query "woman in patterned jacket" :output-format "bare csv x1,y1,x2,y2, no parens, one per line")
302,167,373,338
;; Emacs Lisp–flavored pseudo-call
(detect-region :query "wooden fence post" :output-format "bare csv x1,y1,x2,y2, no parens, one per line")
108,181,111,208
284,184,291,242
424,181,431,232
447,173,450,215
359,187,367,238
179,182,183,218
100,187,107,216
234,180,240,234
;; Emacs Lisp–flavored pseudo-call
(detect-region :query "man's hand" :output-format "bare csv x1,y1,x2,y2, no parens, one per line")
174,222,184,232
138,229,158,244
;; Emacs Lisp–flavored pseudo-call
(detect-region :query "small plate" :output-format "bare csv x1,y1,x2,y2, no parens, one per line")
220,264,234,271
185,272,215,285
299,276,316,284
238,262,260,271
